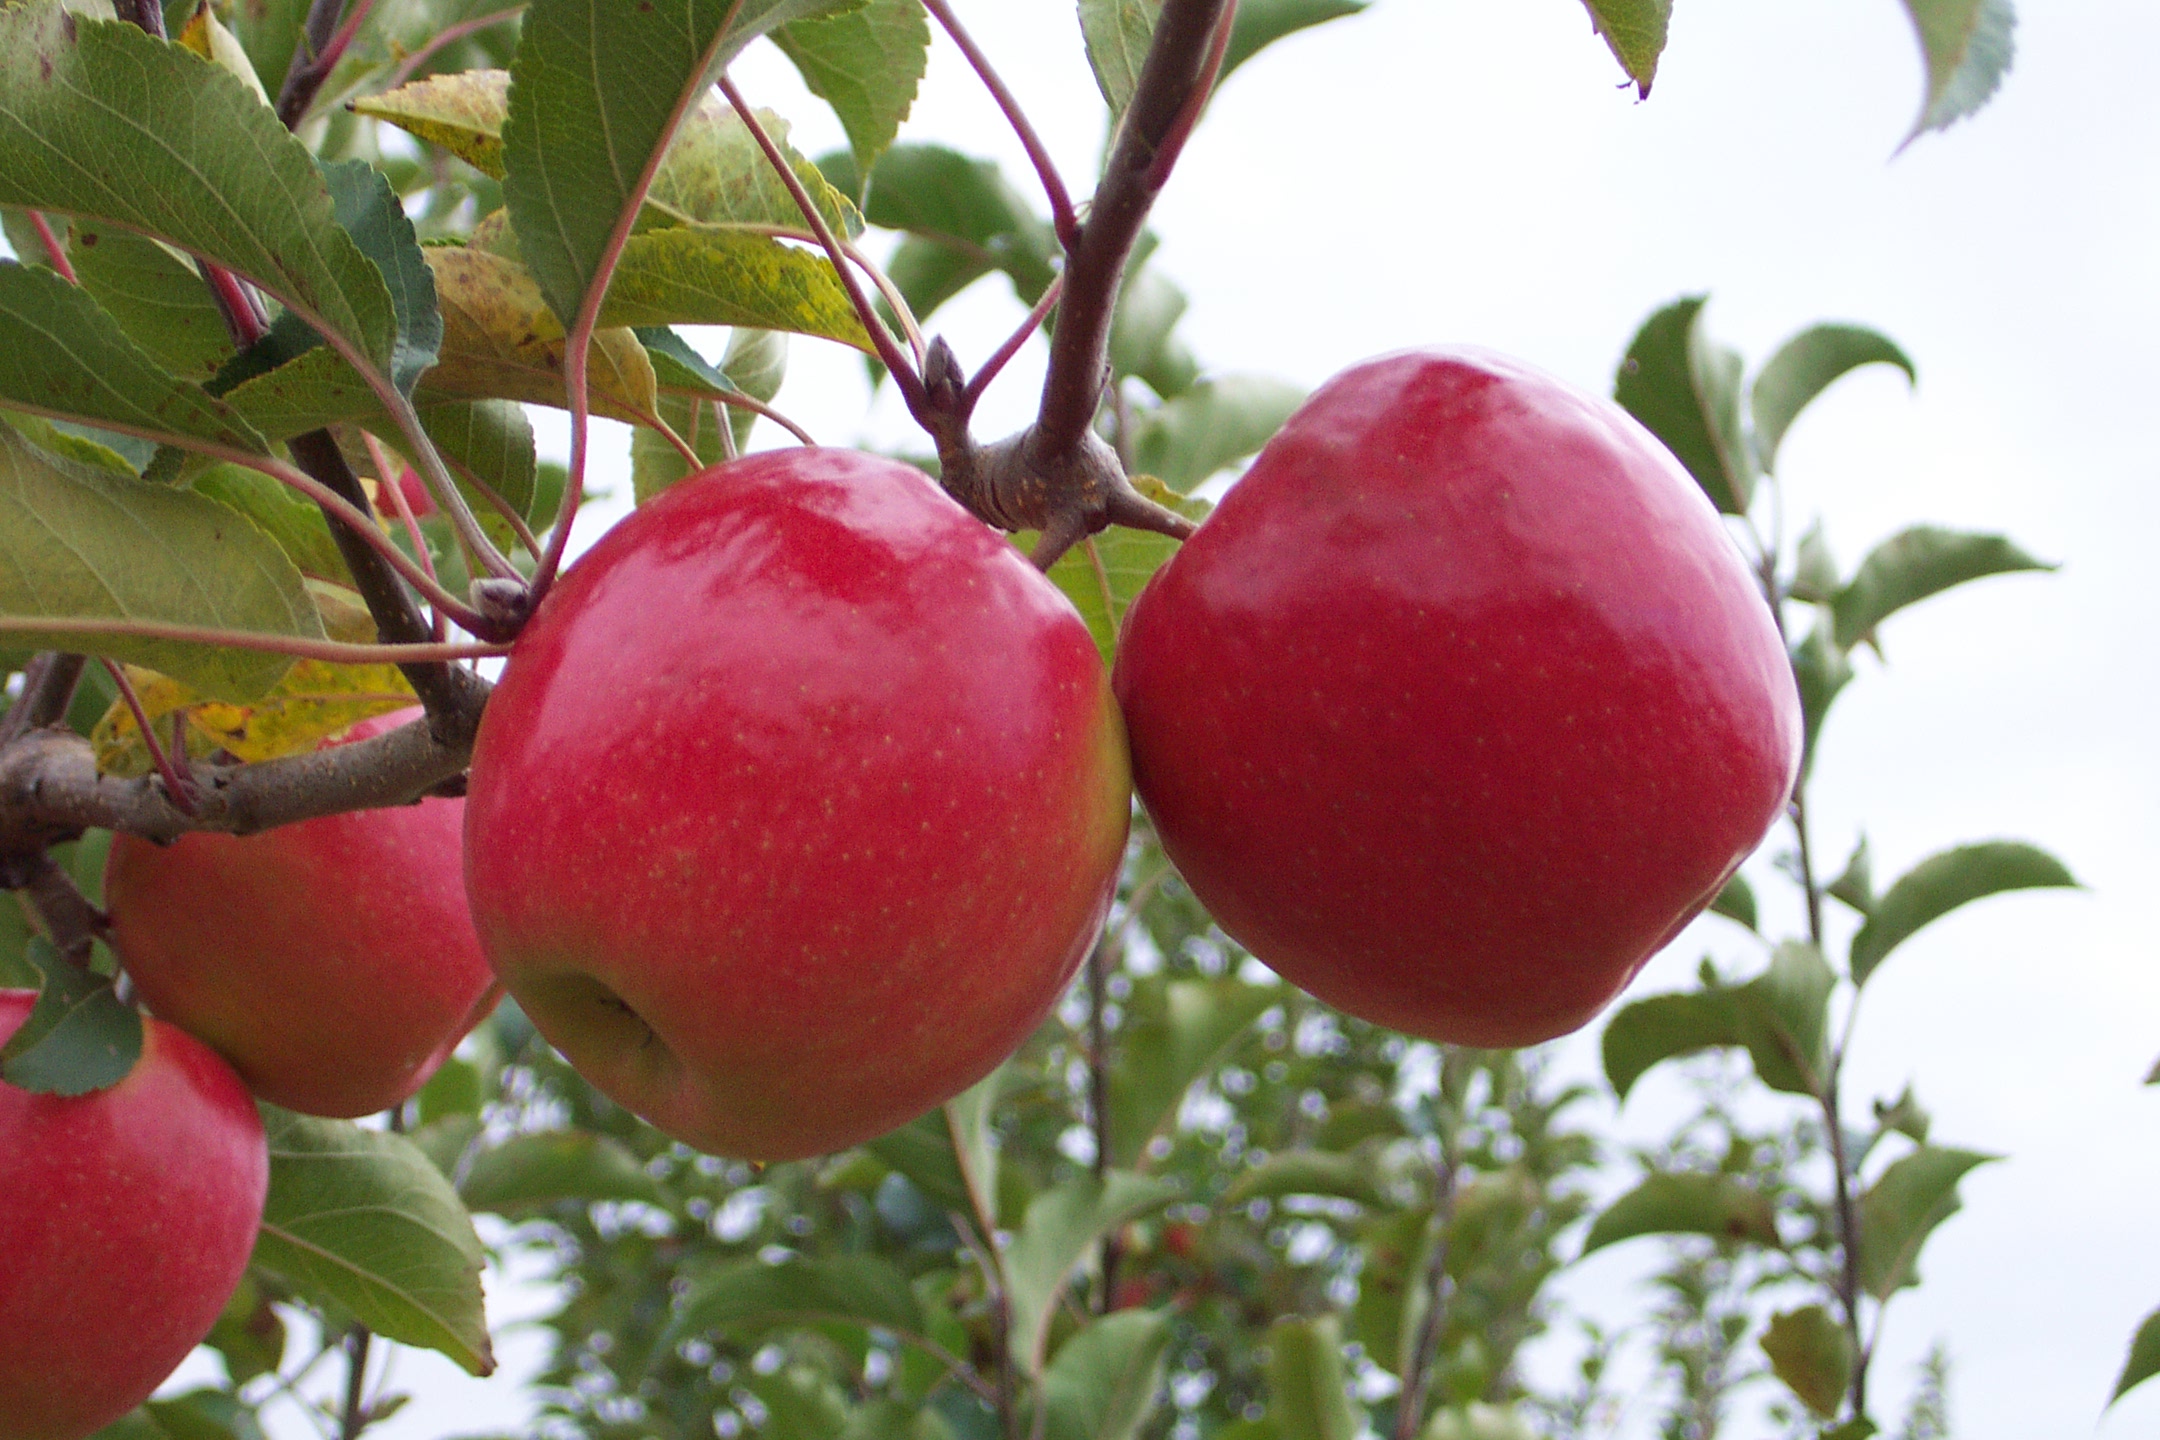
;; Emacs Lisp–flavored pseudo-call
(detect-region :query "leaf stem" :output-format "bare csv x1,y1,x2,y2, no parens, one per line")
0,618,505,666
920,0,1080,250
278,0,379,129
384,6,527,89
27,212,76,284
967,274,1063,414
100,659,197,816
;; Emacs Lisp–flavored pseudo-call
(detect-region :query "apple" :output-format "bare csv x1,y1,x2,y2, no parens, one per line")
1112,348,1801,1047
462,448,1130,1161
0,989,268,1440
105,708,501,1119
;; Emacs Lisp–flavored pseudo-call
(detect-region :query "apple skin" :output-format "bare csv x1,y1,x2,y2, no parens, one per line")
1113,348,1801,1047
463,448,1130,1161
105,708,501,1119
0,989,268,1440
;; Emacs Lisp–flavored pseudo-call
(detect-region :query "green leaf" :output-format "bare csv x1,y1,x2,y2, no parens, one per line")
0,259,269,457
1079,0,1162,117
0,424,322,700
773,0,930,174
601,225,873,350
1708,871,1757,930
1108,255,1198,400
1821,1420,1878,1440
0,936,142,1095
1790,520,1841,603
2145,1054,2160,1087
1005,1171,1183,1373
1827,836,1875,916
1130,374,1305,491
1831,526,2053,650
1223,1149,1386,1209
1613,295,1754,514
1604,942,1833,1100
203,1273,287,1387
0,11,398,380
719,326,787,450
459,1130,667,1214
2110,1306,2160,1405
66,222,234,379
1604,988,1742,1102
1037,479,1211,666
850,144,1058,317
251,1106,495,1376
1849,841,2077,985
1856,1145,1997,1298
1575,0,1671,96
634,388,729,505
867,1111,972,1217
1791,621,1852,778
1898,0,2015,143
414,397,541,529
1751,325,1914,474
186,465,348,585
352,69,513,176
1578,1172,1780,1255
1041,1310,1174,1440
668,1254,927,1347
1760,1305,1851,1418
318,159,441,397
1263,1314,1364,1440
1220,0,1368,84
1105,974,1272,1166
415,1056,484,1125
501,0,857,325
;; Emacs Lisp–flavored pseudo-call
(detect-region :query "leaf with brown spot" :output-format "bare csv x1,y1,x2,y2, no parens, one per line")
92,660,416,776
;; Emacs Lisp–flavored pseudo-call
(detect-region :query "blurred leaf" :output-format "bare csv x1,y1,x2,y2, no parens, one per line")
204,1273,286,1387
1130,374,1305,492
1849,841,2077,985
1827,836,1875,916
1351,1205,1434,1378
1036,479,1212,667
0,937,142,1095
1106,974,1273,1166
1109,259,1198,401
1604,989,1743,1102
847,144,1058,318
1760,1305,1851,1418
90,661,413,775
1079,0,1160,117
1040,1309,1174,1440
0,10,397,377
1263,1314,1364,1440
1832,526,2052,651
252,1106,495,1376
1751,325,1914,473
1576,0,1670,95
1006,1171,1182,1373
1605,942,1831,1100
1898,0,2016,143
668,1255,927,1347
144,1388,268,1440
1791,621,1852,777
2146,1054,2160,1087
460,1130,668,1214
1221,0,1368,84
634,387,730,505
1613,295,1754,513
0,426,321,700
1709,871,1757,930
1579,1172,1780,1255
415,1055,483,1125
867,1111,973,1217
66,222,233,380
774,0,930,174
1821,1420,1878,1440
2111,1307,2160,1405
1224,1148,1386,1209
1790,520,1841,603
1856,1145,1997,1298
1872,1085,1931,1146
721,326,788,451
1422,1406,1540,1440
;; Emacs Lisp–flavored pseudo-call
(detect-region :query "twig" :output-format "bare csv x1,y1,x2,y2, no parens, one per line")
100,660,196,817
1392,1089,1461,1440
1086,935,1119,1314
0,654,86,749
278,0,379,130
843,240,927,366
337,1325,373,1440
921,0,1080,250
951,1212,1020,1440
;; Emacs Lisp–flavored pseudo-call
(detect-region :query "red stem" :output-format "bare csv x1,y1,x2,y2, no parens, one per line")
100,660,196,816
1144,0,1239,191
966,274,1063,413
921,0,1081,251
386,7,527,89
27,212,76,285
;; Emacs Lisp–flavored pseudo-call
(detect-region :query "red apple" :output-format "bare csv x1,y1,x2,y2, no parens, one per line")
1113,348,1800,1046
462,449,1130,1161
105,708,501,1118
0,990,268,1440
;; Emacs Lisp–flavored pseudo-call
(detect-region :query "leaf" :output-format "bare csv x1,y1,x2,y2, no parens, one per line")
1578,1172,1780,1255
0,936,143,1095
501,0,859,325
1751,325,1914,473
1760,1305,1851,1418
2146,1054,2160,1087
1708,871,1756,930
1831,526,2053,650
0,10,398,379
180,466,345,584
720,325,787,450
1827,836,1874,916
1848,841,2077,985
66,222,233,379
1790,520,1841,603
1898,0,2016,143
1034,480,1210,667
144,1388,268,1440
411,397,541,529
1220,0,1368,85
1005,1171,1183,1373
1104,973,1271,1166
848,144,1058,317
634,388,729,505
1855,1145,1997,1298
2111,1306,2160,1406
1107,252,1197,400
459,1130,668,1214
1604,942,1832,1100
89,660,413,775
0,259,269,457
1263,1314,1364,1440
1223,1149,1385,1209
772,0,930,174
867,1112,972,1217
1791,621,1852,777
318,158,441,397
1613,295,1755,514
0,424,322,700
1079,0,1162,117
1130,374,1305,491
1040,1310,1174,1440
203,1273,287,1387
175,0,273,108
602,225,873,351
667,1254,927,1347
1576,0,1671,96
251,1106,495,1376
352,69,513,175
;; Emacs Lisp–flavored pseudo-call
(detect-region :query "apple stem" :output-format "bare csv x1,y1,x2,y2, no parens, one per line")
921,0,1082,253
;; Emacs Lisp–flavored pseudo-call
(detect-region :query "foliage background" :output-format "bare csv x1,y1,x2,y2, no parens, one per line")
91,0,2155,1434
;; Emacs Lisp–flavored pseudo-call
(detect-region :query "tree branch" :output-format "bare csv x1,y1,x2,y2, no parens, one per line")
0,654,85,750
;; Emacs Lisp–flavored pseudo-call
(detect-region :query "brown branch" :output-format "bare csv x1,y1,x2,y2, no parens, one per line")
13,855,106,964
0,654,85,750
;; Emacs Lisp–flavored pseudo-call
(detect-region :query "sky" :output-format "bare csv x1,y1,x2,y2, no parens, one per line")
141,0,2160,1433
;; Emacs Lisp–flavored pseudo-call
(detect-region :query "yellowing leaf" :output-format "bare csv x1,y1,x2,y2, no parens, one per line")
422,248,661,424
92,661,415,777
352,70,510,176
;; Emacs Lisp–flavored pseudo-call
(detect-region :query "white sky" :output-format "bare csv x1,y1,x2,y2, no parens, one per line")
146,0,2160,1433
